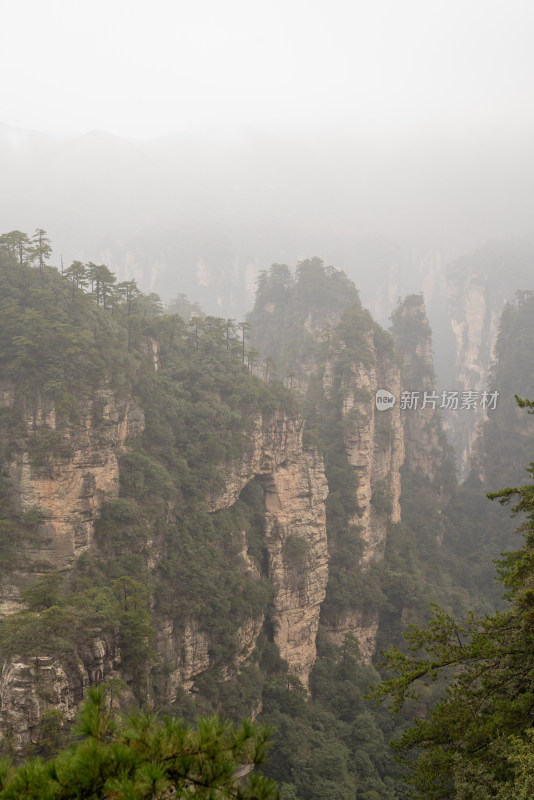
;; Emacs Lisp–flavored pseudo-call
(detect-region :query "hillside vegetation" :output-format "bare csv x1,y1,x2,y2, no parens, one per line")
2,234,534,798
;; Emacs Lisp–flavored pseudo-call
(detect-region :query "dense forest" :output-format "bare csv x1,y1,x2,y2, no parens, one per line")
1,232,534,798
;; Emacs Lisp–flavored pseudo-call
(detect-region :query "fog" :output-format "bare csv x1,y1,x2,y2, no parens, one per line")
2,0,534,322
4,1,534,139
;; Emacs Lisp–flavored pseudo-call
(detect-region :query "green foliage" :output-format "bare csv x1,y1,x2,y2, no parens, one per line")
0,474,50,575
166,292,203,319
249,259,401,626
249,258,361,382
371,480,392,516
475,293,534,487
261,633,403,800
0,577,154,697
4,233,529,799
373,400,534,798
0,686,278,799
35,709,68,760
390,294,434,385
29,427,74,466
282,536,309,567
21,572,63,611
0,240,137,405
0,229,294,706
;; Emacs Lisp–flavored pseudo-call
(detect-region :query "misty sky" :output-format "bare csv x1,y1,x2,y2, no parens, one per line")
3,0,534,140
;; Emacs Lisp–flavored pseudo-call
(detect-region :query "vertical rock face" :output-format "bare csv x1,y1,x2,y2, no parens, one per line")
445,274,499,476
0,400,329,744
155,618,211,699
1,386,145,580
324,332,404,568
0,384,143,749
442,242,534,477
0,635,122,754
391,295,449,487
323,330,404,661
261,448,328,684
209,411,329,687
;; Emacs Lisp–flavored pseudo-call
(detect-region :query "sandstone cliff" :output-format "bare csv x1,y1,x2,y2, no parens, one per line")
445,272,499,476
250,268,408,664
322,328,404,661
0,384,145,615
0,394,329,746
209,411,328,686
443,243,534,476
0,635,122,754
391,295,450,490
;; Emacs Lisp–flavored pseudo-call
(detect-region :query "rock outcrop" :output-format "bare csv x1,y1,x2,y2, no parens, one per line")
323,329,404,661
445,273,499,476
391,295,450,489
262,448,328,683
0,634,121,754
443,244,534,476
0,403,329,749
1,385,145,581
0,385,144,749
210,411,328,686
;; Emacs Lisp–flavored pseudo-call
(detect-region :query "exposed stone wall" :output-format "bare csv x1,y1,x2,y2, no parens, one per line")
323,330,404,661
445,272,500,476
1,385,144,580
0,400,329,747
261,448,328,684
391,295,449,487
0,634,121,754
209,411,329,687
323,332,404,568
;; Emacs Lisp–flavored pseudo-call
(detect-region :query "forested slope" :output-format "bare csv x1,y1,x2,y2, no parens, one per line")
1,235,534,798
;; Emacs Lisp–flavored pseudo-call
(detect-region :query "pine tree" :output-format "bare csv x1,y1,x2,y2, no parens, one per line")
0,686,279,799
30,228,52,270
374,398,534,799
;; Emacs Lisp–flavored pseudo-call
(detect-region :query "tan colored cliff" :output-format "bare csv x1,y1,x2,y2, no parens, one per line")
209,411,328,687
323,330,404,661
262,448,328,683
0,384,145,615
323,331,404,567
0,634,122,754
445,276,496,476
0,380,329,747
391,295,449,487
0,382,144,751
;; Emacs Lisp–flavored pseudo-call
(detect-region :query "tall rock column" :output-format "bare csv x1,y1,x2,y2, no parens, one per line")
208,411,329,686
261,448,328,684
323,328,404,661
391,294,451,490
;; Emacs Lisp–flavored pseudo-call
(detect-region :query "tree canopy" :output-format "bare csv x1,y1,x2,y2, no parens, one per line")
0,686,278,799
374,398,534,799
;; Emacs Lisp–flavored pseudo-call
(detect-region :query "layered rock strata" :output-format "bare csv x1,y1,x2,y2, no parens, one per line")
323,332,404,567
0,403,329,749
323,330,404,661
0,634,121,754
2,387,144,575
210,411,329,686
0,386,144,615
